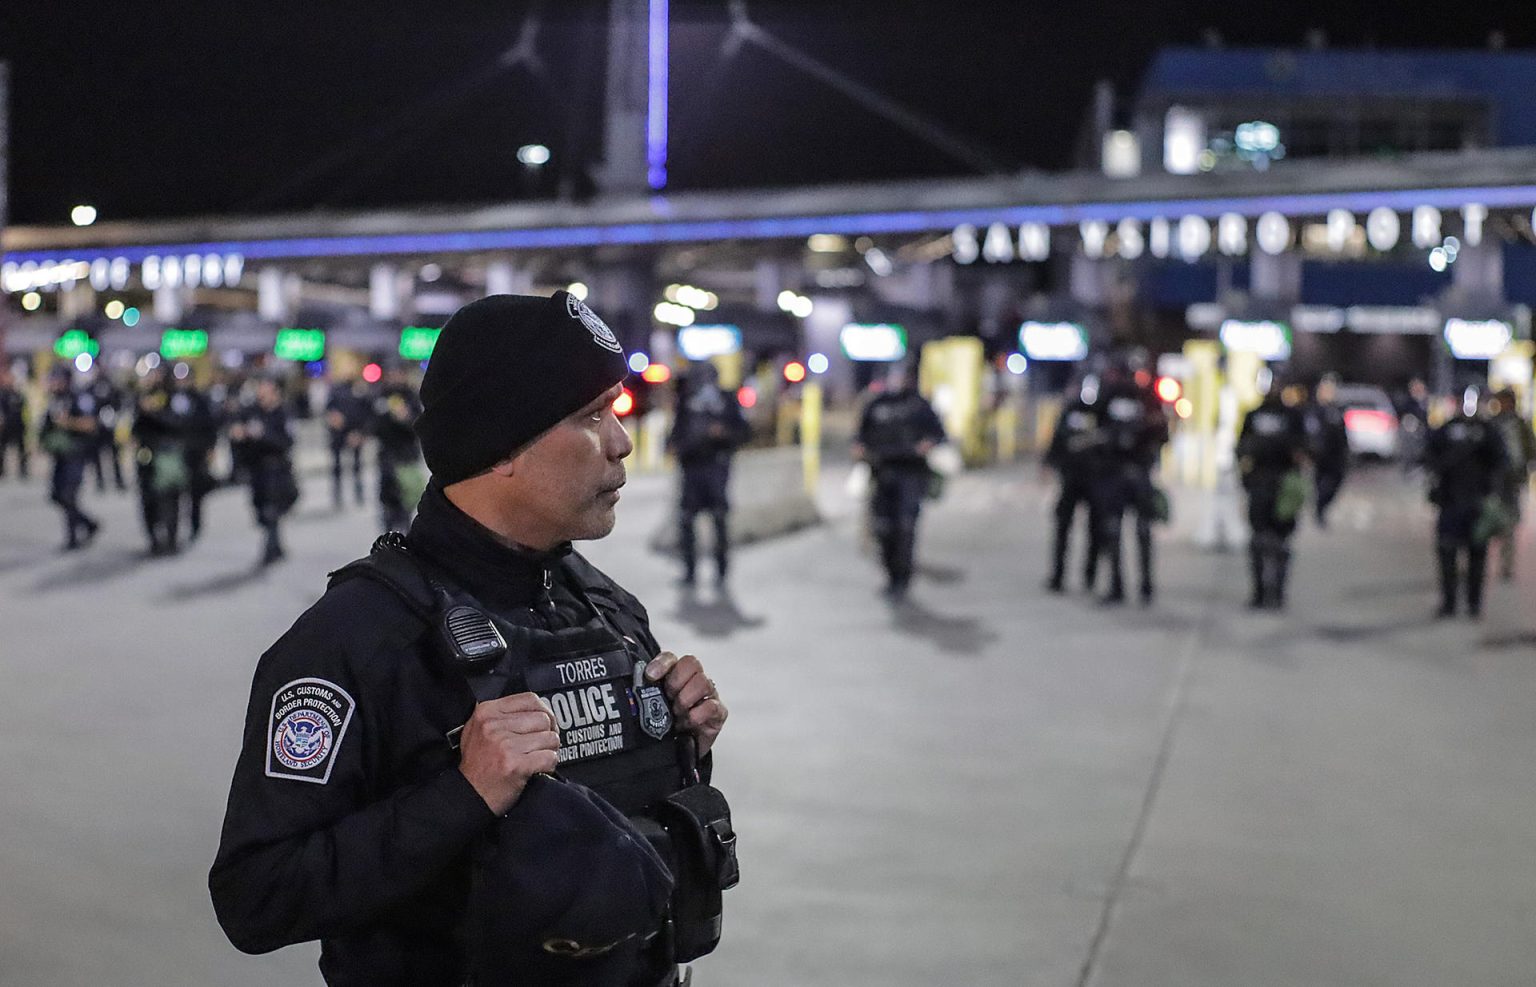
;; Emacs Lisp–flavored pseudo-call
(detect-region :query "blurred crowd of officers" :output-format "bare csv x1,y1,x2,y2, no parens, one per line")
1042,356,1535,619
0,363,423,566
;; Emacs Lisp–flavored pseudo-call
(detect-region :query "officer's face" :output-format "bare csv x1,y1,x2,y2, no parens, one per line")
498,383,632,548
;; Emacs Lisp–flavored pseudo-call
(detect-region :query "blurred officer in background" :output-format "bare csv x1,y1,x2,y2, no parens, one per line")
1305,373,1350,527
373,364,426,533
667,362,751,586
39,368,102,550
1043,376,1104,594
0,367,30,479
1091,357,1169,605
229,377,299,566
87,371,128,493
211,291,732,987
1425,388,1507,618
1486,387,1535,582
853,363,947,600
1237,377,1309,609
324,374,372,509
132,367,193,556
176,368,222,541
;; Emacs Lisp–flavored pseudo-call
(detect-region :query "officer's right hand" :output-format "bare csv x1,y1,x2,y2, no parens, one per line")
457,693,561,816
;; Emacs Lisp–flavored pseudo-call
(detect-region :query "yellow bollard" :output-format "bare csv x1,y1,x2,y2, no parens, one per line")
800,380,822,497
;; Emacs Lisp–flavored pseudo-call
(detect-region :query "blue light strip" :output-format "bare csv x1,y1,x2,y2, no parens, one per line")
7,184,1536,267
646,0,668,191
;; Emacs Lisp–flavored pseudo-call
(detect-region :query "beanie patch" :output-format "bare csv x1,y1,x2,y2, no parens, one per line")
567,294,623,354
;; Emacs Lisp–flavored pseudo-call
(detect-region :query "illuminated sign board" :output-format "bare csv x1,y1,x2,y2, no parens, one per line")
273,328,326,362
52,329,99,361
1444,318,1513,360
839,323,908,362
1019,321,1088,361
398,326,441,361
160,329,209,359
677,324,742,361
1219,319,1292,360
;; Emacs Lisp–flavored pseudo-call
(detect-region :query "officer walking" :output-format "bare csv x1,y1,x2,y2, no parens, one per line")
177,371,222,541
1043,377,1105,594
1305,374,1350,527
324,374,372,509
1236,381,1309,609
0,367,30,479
131,367,192,556
228,377,299,566
667,362,751,585
86,371,128,493
372,364,426,533
39,368,102,550
1091,362,1169,605
1425,388,1507,618
211,291,732,987
1486,387,1535,582
852,363,947,600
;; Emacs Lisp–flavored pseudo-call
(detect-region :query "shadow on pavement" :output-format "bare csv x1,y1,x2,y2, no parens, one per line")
26,547,153,593
889,597,996,656
1345,578,1437,599
915,562,966,585
1481,630,1536,650
162,565,273,600
671,585,767,639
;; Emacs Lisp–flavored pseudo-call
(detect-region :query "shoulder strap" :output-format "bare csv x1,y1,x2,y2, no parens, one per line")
326,532,438,625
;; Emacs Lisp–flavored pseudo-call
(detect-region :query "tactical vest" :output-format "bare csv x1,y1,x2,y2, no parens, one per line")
329,534,738,965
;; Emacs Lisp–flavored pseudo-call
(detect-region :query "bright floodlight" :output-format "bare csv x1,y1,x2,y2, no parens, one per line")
517,144,551,166
70,204,98,227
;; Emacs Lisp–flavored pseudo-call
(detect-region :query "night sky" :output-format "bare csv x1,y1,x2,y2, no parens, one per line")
1,1,1533,226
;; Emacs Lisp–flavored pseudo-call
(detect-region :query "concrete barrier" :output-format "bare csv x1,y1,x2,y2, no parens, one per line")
649,445,822,555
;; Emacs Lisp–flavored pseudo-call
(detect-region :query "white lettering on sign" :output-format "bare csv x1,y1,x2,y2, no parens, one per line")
1463,204,1486,247
1326,210,1355,253
1019,222,1050,261
1412,206,1442,249
1080,221,1109,259
982,222,1014,263
1149,217,1171,259
952,224,979,264
1256,212,1291,255
1366,207,1400,252
1117,218,1144,260
1217,213,1248,257
1177,215,1211,262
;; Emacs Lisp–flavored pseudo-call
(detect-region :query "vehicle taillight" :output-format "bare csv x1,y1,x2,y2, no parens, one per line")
1344,409,1395,434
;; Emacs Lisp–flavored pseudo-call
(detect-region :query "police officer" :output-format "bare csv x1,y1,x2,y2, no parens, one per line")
852,363,947,600
176,370,222,541
1236,380,1309,609
1043,377,1105,594
1091,362,1169,605
228,377,298,566
1486,387,1535,582
211,292,731,987
324,374,372,509
0,367,30,479
1305,374,1350,527
667,362,751,585
40,367,103,549
86,371,128,493
373,364,425,533
1425,388,1507,618
131,367,192,556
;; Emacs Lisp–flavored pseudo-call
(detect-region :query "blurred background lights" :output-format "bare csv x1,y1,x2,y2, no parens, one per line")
122,307,141,327
173,362,191,380
1005,352,1029,375
612,387,636,417
516,143,551,166
70,204,97,227
640,362,671,384
782,360,806,383
566,281,589,301
21,291,41,311
628,352,651,373
362,363,383,384
104,299,125,320
807,352,829,375
74,352,94,372
736,385,757,409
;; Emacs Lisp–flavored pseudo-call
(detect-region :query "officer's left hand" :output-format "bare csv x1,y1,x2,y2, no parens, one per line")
645,651,727,757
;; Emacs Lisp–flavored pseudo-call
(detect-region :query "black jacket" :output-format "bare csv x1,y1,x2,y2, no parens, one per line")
857,388,946,470
210,484,685,986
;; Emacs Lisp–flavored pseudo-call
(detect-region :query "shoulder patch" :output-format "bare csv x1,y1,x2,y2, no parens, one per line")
266,677,356,784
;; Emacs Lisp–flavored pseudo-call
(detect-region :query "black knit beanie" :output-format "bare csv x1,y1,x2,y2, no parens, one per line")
414,291,629,485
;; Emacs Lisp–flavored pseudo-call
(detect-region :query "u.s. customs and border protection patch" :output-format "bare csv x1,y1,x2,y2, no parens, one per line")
632,660,673,741
266,677,356,784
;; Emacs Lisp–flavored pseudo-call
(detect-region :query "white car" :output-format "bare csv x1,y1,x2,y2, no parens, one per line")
1334,384,1401,460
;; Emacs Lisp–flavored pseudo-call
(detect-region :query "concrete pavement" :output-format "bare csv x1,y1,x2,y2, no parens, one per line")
0,457,1532,986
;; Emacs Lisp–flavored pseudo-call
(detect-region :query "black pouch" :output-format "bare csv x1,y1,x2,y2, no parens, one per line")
652,783,739,962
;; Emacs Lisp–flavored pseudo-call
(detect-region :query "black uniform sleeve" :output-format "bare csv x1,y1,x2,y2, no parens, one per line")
209,609,493,955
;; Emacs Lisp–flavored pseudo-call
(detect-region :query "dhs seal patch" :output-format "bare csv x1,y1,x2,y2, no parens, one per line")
637,685,672,741
566,292,623,354
265,677,356,784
